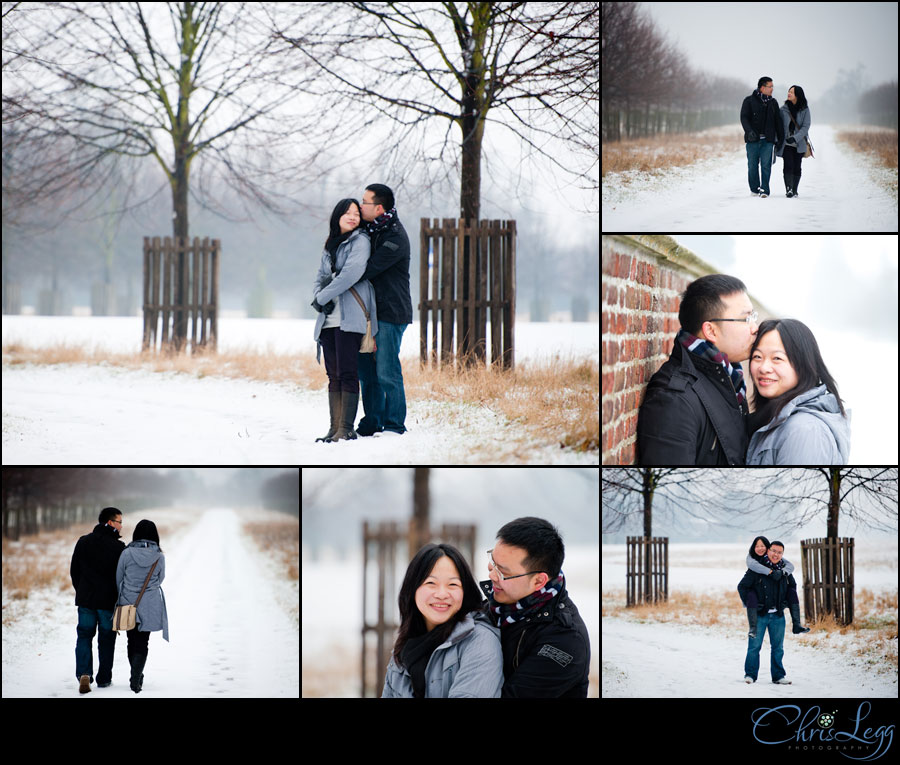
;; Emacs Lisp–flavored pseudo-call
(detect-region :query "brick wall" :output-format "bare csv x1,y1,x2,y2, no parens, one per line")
601,235,772,465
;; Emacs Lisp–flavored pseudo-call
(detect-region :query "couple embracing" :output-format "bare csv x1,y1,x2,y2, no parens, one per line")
637,273,850,465
381,517,590,698
311,183,411,442
737,536,810,685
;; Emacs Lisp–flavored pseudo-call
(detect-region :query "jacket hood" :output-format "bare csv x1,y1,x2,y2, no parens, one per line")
125,539,162,565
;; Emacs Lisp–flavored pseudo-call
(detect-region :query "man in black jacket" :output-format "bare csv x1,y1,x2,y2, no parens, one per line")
358,183,412,436
637,274,758,465
737,541,794,684
70,506,126,693
477,517,590,697
740,76,784,197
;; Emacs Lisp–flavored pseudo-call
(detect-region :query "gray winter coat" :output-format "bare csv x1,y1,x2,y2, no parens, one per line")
381,613,503,698
313,228,378,362
116,540,169,642
746,384,850,465
776,105,811,157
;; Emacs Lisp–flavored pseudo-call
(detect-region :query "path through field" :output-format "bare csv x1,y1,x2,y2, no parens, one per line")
602,616,897,698
602,125,898,232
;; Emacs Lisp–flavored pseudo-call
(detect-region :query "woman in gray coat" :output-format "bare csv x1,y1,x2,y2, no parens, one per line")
775,85,811,198
311,198,378,443
747,319,850,464
116,519,168,693
382,543,503,698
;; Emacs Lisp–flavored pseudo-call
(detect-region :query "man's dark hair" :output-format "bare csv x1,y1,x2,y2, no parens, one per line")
758,76,773,89
678,274,747,336
365,183,394,212
769,540,785,551
496,516,565,579
98,507,121,524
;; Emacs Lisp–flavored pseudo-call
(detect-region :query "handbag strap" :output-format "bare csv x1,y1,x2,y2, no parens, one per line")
348,286,370,320
133,558,160,608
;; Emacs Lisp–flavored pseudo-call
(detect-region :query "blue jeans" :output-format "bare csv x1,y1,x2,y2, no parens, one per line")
746,139,775,195
76,607,117,684
358,320,407,434
744,610,785,682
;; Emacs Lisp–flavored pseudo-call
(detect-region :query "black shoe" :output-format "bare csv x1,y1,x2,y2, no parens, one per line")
746,607,758,638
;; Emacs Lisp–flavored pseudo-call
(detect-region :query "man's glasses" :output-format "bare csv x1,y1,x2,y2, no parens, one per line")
708,311,759,325
486,549,543,581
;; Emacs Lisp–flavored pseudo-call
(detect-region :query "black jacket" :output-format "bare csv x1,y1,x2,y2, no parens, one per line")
361,215,412,325
737,568,795,613
70,524,126,609
740,90,785,145
637,340,749,465
478,579,590,698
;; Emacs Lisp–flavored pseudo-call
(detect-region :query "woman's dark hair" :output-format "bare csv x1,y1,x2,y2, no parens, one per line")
365,183,394,212
748,535,771,563
750,318,846,430
496,516,565,579
678,274,748,336
99,506,121,524
784,84,808,116
324,198,361,251
133,519,163,553
392,543,483,667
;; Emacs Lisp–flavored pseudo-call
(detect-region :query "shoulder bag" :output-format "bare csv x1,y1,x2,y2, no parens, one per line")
113,558,160,633
348,286,377,353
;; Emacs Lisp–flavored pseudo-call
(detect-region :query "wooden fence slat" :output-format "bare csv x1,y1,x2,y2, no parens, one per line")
142,235,219,353
626,536,668,607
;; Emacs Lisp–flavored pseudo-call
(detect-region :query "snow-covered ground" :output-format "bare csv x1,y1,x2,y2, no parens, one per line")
2,317,600,465
2,507,299,698
602,542,898,698
602,125,898,232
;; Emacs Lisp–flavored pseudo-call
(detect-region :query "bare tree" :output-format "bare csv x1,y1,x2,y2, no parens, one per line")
3,2,322,347
269,2,599,221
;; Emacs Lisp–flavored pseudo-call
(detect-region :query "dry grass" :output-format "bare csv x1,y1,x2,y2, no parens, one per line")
834,127,899,170
602,126,743,177
243,519,299,581
3,342,599,453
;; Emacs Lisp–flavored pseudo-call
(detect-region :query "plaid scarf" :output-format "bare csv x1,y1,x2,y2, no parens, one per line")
365,206,397,235
677,328,746,407
488,572,565,627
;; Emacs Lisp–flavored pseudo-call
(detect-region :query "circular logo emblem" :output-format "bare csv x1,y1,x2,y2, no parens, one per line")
818,713,834,728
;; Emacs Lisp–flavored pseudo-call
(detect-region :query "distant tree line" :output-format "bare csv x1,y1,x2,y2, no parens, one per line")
858,81,898,129
602,2,757,141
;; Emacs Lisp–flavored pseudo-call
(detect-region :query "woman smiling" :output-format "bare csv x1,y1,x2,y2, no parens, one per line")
381,544,502,698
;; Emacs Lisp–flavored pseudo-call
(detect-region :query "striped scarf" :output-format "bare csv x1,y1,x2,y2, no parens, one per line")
365,206,397,235
677,328,746,406
488,572,565,627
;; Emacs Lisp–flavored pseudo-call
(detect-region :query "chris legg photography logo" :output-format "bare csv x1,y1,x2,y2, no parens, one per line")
750,701,894,760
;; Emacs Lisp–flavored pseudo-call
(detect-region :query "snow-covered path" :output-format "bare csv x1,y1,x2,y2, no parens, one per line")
1,508,299,698
602,125,898,232
602,617,897,698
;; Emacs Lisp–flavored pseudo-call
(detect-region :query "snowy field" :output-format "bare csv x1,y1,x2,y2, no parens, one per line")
2,507,299,698
602,541,898,698
602,125,898,232
2,316,599,465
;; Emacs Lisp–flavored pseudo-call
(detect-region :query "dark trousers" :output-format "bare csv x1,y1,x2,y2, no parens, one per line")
75,607,117,683
782,144,803,184
319,327,363,393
